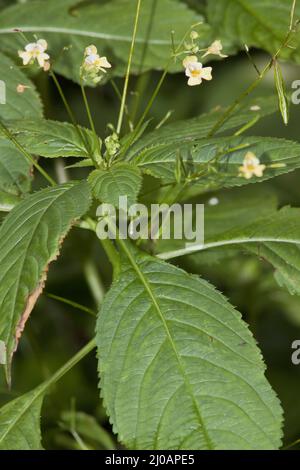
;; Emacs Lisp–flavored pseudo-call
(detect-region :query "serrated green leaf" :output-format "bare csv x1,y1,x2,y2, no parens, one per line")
157,188,300,297
89,162,142,207
0,337,95,450
129,136,300,192
4,119,100,158
0,51,43,121
0,386,44,450
0,181,91,380
0,51,42,199
0,0,209,83
0,140,32,198
97,248,283,450
206,0,300,63
126,95,280,160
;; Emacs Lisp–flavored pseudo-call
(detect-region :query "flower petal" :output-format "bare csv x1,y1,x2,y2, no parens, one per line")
183,55,198,68
18,51,32,65
85,45,98,56
201,67,213,81
99,56,111,68
37,39,48,51
188,76,202,86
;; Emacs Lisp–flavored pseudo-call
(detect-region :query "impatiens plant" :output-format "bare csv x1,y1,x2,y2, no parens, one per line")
0,0,300,451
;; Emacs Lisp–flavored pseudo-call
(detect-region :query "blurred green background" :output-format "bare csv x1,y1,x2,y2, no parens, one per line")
1,11,300,448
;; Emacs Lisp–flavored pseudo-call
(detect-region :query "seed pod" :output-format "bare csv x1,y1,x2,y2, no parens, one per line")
274,60,289,125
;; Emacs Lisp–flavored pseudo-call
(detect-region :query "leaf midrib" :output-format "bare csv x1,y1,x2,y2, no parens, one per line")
0,27,172,46
117,240,214,450
158,237,300,260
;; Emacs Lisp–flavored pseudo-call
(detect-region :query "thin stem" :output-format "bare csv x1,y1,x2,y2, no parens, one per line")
45,292,96,317
84,217,120,280
0,120,56,186
207,21,297,138
80,82,101,166
121,66,170,157
101,238,121,280
131,0,158,124
290,0,297,30
50,70,91,158
283,437,300,450
116,0,142,135
83,259,106,306
120,24,195,157
40,338,96,393
111,79,134,131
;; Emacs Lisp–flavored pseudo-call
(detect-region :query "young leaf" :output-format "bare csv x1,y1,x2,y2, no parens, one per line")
4,119,100,158
0,0,209,83
0,181,91,381
88,162,142,207
97,249,283,450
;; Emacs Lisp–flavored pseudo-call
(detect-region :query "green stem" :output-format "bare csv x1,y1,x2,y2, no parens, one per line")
40,338,96,394
111,79,134,131
45,292,96,317
85,216,121,281
101,238,121,280
0,120,56,186
207,27,296,138
283,437,300,450
121,66,170,157
290,0,297,30
116,0,142,135
80,82,101,166
50,71,91,158
83,259,106,306
120,24,195,157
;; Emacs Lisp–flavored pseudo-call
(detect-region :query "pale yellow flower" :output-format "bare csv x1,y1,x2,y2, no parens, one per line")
18,39,50,68
239,152,266,179
202,40,228,58
183,56,212,86
83,44,111,73
81,44,111,84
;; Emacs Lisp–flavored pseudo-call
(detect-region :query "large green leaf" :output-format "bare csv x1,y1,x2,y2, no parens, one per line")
0,51,42,121
129,136,300,192
207,0,300,63
126,95,280,160
0,385,44,450
0,51,42,200
0,0,209,83
0,140,32,198
0,181,91,380
157,188,300,296
89,162,142,207
97,247,283,450
5,119,100,158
